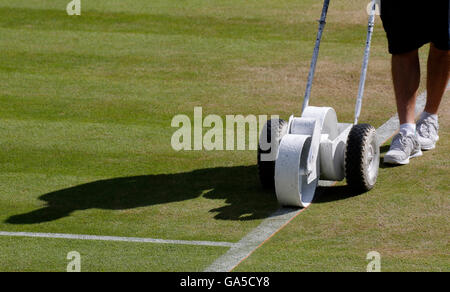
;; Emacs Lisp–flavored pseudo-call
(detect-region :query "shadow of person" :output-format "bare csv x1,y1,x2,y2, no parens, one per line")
6,166,279,225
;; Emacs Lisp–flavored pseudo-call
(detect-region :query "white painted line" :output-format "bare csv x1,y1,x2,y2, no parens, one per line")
206,88,445,272
204,207,306,272
318,180,336,187
0,231,235,248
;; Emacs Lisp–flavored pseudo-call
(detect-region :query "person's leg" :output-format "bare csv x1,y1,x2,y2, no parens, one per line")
391,49,421,125
381,0,427,164
384,50,422,165
415,44,449,150
424,43,449,114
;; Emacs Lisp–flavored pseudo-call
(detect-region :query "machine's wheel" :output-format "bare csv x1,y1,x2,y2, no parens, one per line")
345,124,380,192
257,119,288,189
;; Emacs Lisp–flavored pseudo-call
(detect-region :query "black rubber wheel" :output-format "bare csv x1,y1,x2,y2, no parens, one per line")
345,123,380,192
257,118,288,189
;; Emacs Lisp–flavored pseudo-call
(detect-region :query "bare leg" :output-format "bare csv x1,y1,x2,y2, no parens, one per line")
424,43,450,114
391,49,421,124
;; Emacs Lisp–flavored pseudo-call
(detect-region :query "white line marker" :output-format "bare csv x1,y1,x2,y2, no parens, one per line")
0,231,235,248
2,88,446,270
206,89,443,272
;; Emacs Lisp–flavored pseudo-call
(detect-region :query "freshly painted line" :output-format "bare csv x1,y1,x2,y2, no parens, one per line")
204,207,307,272
318,180,336,187
0,231,235,248
206,88,447,272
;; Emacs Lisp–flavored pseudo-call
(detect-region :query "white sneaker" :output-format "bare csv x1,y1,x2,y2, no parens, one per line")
416,114,439,150
384,130,422,165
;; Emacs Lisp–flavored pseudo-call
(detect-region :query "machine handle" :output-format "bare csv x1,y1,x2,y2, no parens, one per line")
302,0,331,114
354,0,377,125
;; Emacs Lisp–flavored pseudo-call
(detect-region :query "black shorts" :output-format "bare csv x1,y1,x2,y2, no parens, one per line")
380,0,450,54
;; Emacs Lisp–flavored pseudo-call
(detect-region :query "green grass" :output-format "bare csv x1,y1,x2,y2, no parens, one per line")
0,0,448,271
235,135,450,271
0,237,227,272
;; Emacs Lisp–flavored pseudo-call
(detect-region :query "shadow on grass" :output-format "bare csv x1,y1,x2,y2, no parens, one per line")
380,144,390,154
6,166,280,225
313,185,365,204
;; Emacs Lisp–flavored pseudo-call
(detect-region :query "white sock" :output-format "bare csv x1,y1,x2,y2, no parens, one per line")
400,123,416,135
420,111,438,121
